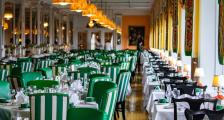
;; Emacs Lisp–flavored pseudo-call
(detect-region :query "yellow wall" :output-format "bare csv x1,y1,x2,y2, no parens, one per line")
122,16,150,49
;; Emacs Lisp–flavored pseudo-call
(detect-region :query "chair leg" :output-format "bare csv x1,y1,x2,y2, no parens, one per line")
117,110,120,118
114,112,117,120
121,101,126,120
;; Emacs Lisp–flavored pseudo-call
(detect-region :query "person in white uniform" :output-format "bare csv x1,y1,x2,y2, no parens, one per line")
105,41,112,50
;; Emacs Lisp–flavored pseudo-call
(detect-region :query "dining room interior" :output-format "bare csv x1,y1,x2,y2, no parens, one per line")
0,0,224,120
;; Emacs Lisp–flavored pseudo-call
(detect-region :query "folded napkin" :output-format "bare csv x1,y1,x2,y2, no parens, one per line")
15,91,29,105
71,80,83,91
69,93,80,105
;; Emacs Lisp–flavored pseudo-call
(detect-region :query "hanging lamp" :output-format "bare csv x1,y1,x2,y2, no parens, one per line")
70,0,87,12
82,4,97,17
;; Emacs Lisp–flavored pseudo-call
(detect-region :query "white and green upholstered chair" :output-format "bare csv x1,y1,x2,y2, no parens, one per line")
52,64,67,77
115,70,132,120
0,69,9,81
87,74,111,97
67,81,117,120
12,62,33,77
101,64,121,83
30,93,69,120
120,62,130,71
20,72,43,88
35,60,53,71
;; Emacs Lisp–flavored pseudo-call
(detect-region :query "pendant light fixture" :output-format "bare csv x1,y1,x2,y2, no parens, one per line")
52,0,72,6
88,19,94,28
82,4,97,17
4,12,13,20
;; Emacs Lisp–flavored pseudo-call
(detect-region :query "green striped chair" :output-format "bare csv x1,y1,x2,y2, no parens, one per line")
129,56,137,72
30,93,68,120
12,62,33,76
87,74,111,97
67,108,108,120
115,70,132,120
20,72,43,88
35,60,53,71
93,81,118,120
101,64,121,83
67,81,117,120
120,62,130,71
27,80,59,90
77,67,99,74
52,64,67,77
7,75,20,90
0,63,14,76
38,68,53,79
0,81,11,100
0,69,9,81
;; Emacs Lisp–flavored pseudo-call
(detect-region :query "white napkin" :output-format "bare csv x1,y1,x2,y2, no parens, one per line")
69,93,80,105
71,80,83,91
15,91,29,105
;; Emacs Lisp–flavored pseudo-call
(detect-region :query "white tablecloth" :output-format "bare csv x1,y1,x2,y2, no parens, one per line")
143,81,160,107
0,103,30,118
146,90,165,113
75,101,98,109
151,103,186,120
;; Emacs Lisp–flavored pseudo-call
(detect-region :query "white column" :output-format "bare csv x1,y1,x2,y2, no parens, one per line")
66,16,69,45
87,30,91,49
49,7,54,45
0,0,5,57
13,3,16,45
199,0,217,92
21,0,25,46
72,15,78,49
59,15,62,45
29,8,32,44
37,3,41,45
100,29,105,49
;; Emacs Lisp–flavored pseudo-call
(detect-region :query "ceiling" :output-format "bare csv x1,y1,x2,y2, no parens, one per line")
22,0,154,16
91,0,154,16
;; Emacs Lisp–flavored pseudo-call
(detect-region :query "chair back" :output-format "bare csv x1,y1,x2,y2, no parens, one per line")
173,98,217,120
204,109,224,120
101,64,120,83
27,80,59,90
19,62,33,73
35,60,53,71
87,74,111,97
21,72,43,88
38,68,53,79
129,56,137,72
92,81,117,120
171,84,205,96
116,70,131,103
52,64,67,77
0,81,10,100
120,62,130,71
30,93,68,120
0,69,9,81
